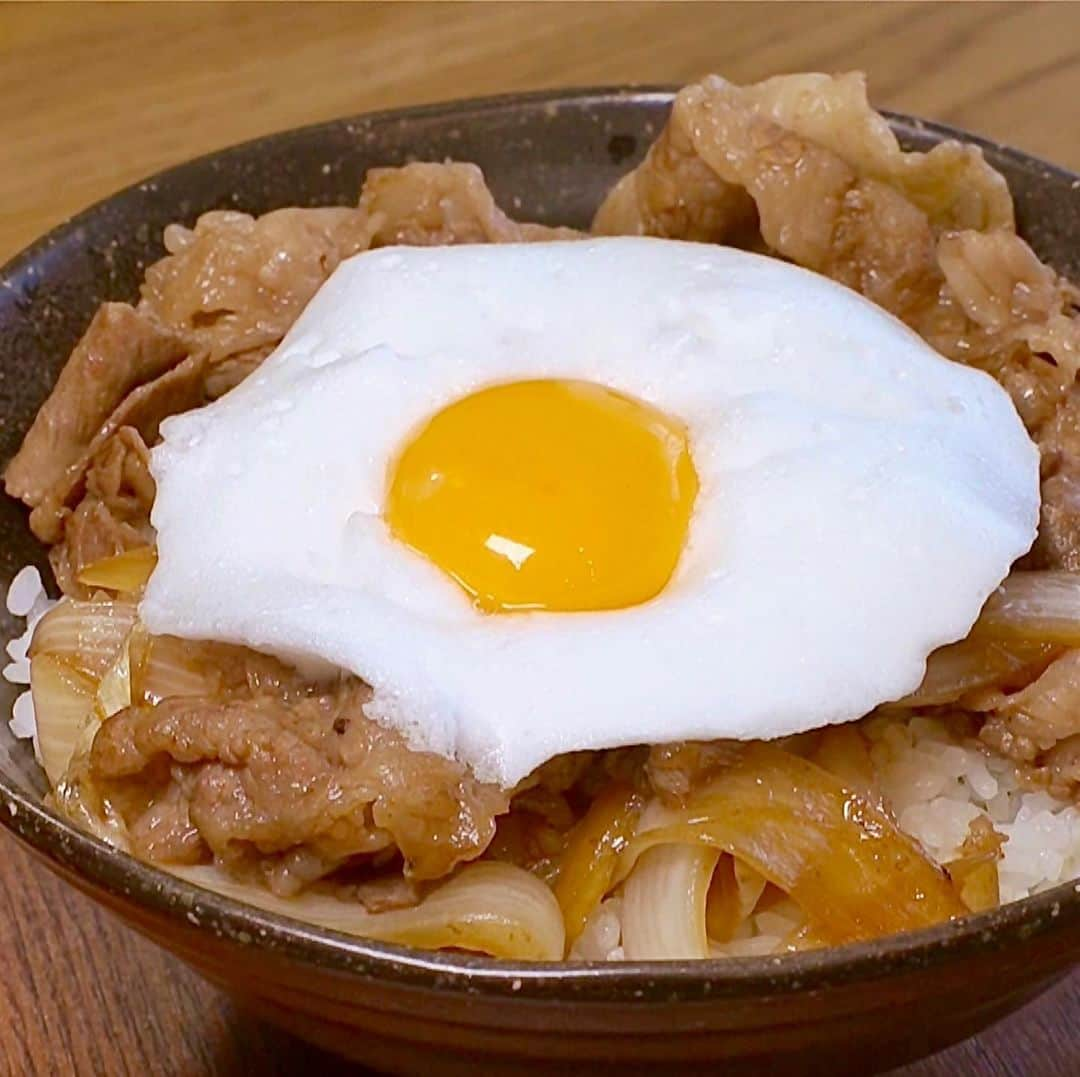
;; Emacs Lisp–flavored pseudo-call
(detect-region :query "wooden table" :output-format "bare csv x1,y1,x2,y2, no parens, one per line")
3,3,1080,1073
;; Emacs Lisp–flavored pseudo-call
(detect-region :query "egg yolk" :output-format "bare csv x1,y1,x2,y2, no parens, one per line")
385,379,699,613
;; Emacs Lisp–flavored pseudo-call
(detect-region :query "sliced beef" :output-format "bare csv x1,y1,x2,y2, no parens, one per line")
5,304,188,510
937,230,1079,429
645,741,742,804
591,74,1080,431
359,162,580,246
88,681,508,888
202,345,271,400
139,207,374,362
592,102,759,244
47,428,157,594
29,350,211,546
729,71,1013,233
1030,386,1080,570
976,649,1080,799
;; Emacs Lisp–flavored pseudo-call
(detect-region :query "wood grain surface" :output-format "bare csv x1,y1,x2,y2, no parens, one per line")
3,3,1080,1074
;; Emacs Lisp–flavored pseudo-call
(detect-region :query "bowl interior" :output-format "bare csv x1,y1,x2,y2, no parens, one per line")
3,88,1080,998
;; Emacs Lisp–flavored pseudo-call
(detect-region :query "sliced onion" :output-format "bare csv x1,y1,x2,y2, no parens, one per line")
705,855,768,943
30,598,136,678
734,859,768,921
76,546,157,593
133,633,221,703
753,893,805,939
617,744,966,946
621,844,720,960
705,856,741,943
53,766,132,853
810,724,878,803
551,783,641,948
171,861,566,961
973,571,1080,646
898,636,1059,707
95,636,132,720
943,817,1004,913
781,923,825,952
946,858,1000,913
30,654,97,786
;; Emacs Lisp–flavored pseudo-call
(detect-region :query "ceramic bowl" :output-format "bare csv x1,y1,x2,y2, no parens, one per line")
2,89,1080,1077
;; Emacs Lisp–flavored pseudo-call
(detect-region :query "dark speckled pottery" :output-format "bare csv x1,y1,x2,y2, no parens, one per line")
2,89,1080,1076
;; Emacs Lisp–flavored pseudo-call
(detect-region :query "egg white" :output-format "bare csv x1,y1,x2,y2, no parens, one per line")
142,238,1039,787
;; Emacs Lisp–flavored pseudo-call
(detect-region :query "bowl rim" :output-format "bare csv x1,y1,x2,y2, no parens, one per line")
3,84,1080,1005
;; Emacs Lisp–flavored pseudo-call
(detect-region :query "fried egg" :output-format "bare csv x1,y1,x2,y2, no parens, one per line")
142,238,1039,787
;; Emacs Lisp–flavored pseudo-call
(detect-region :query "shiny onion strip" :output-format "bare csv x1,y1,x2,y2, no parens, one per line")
76,546,158,593
171,861,565,961
30,653,97,786
943,818,1005,913
705,855,767,944
30,597,136,678
130,631,222,703
29,599,139,786
621,844,720,959
551,783,642,948
972,571,1080,646
782,922,828,952
899,636,1060,707
810,725,880,805
945,856,1000,914
616,744,966,945
29,599,220,790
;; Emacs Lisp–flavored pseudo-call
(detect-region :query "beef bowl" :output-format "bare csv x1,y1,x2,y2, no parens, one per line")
3,83,1080,1076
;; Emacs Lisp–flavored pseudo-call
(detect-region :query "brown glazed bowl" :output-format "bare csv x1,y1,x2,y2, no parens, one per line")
3,88,1080,1077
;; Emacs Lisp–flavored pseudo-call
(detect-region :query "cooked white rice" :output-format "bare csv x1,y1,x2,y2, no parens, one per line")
6,562,1079,959
5,565,54,758
866,713,1080,904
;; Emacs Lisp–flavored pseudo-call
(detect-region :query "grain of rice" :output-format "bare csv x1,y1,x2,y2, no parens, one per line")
4,564,54,749
7,565,43,617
